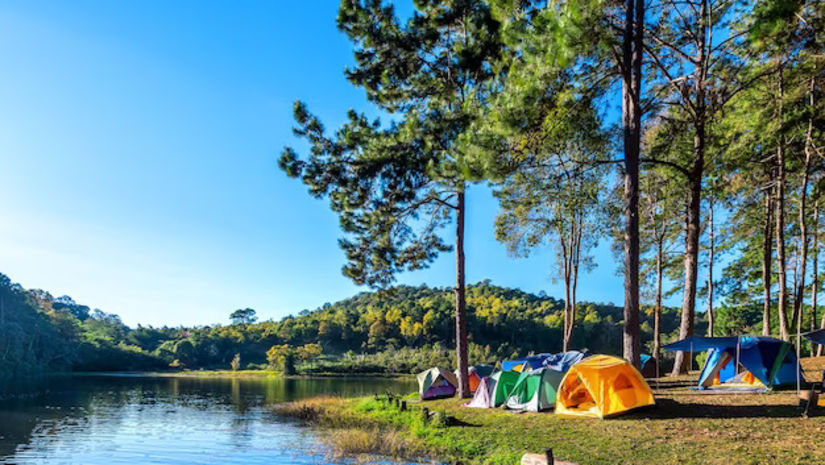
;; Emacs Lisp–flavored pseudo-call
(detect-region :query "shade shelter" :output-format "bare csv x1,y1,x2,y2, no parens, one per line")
417,368,458,400
804,328,825,346
663,336,799,391
455,364,495,393
464,370,521,408
555,355,655,419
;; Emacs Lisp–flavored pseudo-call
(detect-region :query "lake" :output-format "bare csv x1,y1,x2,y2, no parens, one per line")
0,374,419,465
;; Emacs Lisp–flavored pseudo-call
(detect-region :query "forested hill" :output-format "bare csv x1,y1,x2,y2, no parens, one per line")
1,273,698,376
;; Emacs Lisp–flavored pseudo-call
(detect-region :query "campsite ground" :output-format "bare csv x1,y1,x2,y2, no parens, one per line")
274,357,825,465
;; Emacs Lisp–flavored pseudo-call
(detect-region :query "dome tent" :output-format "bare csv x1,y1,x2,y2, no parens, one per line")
555,355,655,419
455,364,495,393
464,370,521,408
417,368,458,400
663,335,800,391
505,367,564,412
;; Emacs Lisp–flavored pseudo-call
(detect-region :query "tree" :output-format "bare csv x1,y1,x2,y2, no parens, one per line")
280,0,503,397
636,156,682,370
296,343,323,368
266,344,296,375
490,88,608,352
486,0,645,366
639,0,769,374
230,308,257,326
230,353,241,371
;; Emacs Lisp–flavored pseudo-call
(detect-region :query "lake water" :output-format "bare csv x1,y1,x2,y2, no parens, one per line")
0,374,418,465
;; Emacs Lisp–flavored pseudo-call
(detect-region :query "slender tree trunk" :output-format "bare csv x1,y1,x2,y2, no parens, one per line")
707,198,715,337
776,67,790,341
570,213,582,350
654,237,663,373
672,0,706,375
622,0,643,368
763,188,774,335
797,77,815,348
813,199,819,356
793,139,812,336
561,224,572,352
455,189,469,397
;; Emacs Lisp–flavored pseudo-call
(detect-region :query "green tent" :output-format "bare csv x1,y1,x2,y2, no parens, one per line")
465,370,520,408
417,367,458,400
504,367,564,412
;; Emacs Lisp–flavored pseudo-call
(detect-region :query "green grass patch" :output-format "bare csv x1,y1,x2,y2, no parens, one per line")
274,360,825,465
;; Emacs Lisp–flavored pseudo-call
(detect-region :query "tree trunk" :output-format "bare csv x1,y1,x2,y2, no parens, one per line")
776,65,790,341
672,0,705,375
561,225,572,352
654,237,663,375
812,199,819,356
455,189,469,398
793,135,811,337
621,0,643,369
796,76,815,346
571,213,582,350
763,188,774,336
707,198,715,337
673,175,702,375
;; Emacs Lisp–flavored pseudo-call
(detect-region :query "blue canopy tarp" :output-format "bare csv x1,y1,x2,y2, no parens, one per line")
662,336,741,352
541,350,590,372
666,336,799,389
804,328,825,346
501,353,553,372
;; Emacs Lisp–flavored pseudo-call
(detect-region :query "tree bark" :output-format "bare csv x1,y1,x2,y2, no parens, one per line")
763,188,774,336
562,230,571,352
672,0,706,375
812,198,819,356
654,236,663,375
776,66,790,341
455,189,469,397
621,0,643,369
707,198,715,337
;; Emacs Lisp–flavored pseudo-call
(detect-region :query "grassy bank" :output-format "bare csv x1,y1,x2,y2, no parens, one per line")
274,358,825,465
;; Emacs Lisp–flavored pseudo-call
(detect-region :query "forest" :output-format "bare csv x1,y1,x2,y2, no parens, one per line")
1,272,701,376
277,0,824,395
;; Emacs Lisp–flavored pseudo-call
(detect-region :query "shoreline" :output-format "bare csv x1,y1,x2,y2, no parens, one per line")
274,370,825,465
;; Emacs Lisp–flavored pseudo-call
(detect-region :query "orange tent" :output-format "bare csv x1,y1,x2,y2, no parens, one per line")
555,355,655,419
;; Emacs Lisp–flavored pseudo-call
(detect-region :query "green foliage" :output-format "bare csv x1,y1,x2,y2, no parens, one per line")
266,344,296,374
229,308,257,325
0,271,686,376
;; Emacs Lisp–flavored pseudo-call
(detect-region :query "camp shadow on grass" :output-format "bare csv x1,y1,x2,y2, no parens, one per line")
612,397,803,420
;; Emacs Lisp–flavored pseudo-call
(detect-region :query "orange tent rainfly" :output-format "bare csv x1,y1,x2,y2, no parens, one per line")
555,355,655,419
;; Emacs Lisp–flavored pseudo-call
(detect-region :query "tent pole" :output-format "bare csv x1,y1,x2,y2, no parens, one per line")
735,336,740,378
797,329,802,395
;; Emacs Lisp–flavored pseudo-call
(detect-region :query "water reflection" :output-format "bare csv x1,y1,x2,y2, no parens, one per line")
0,375,416,464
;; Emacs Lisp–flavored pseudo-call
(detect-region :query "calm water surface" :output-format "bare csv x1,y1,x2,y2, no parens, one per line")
0,374,418,465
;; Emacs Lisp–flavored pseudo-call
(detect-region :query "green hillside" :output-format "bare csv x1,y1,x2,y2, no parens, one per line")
1,272,698,376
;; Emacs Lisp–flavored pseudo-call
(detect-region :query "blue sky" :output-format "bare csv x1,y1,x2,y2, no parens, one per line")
0,0,677,327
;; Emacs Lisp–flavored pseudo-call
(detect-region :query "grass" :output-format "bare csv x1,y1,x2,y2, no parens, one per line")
274,357,825,465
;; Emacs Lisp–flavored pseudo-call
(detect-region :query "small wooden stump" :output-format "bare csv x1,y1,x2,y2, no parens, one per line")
400,400,407,411
521,449,579,465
